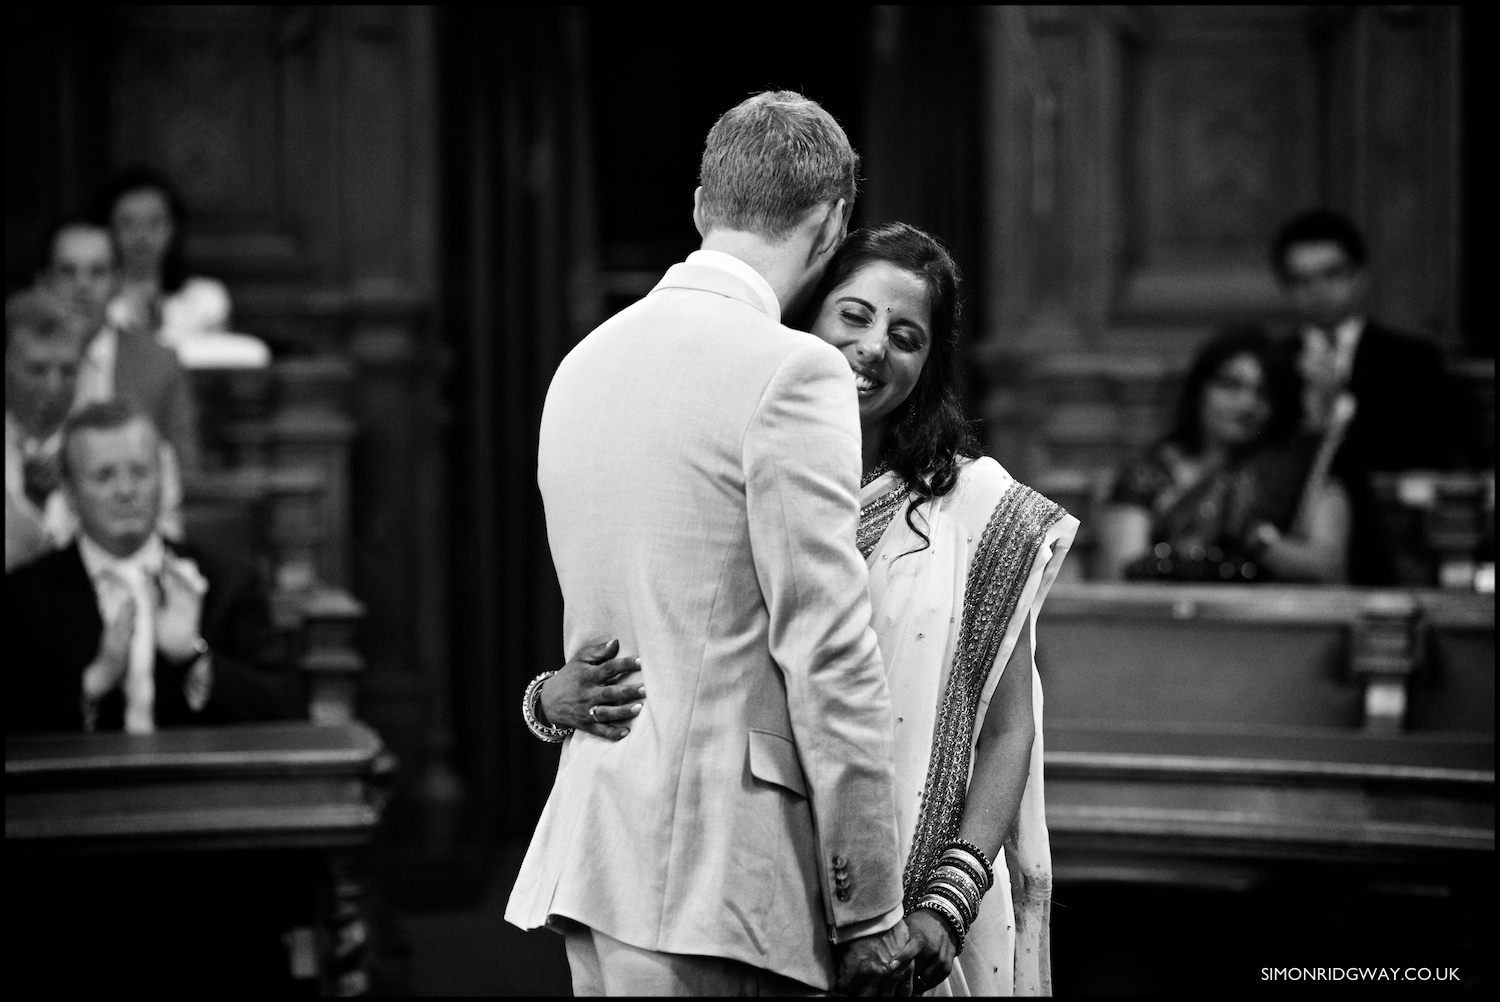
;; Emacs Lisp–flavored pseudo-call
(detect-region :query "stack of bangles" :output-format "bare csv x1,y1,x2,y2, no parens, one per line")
913,839,995,956
523,670,573,742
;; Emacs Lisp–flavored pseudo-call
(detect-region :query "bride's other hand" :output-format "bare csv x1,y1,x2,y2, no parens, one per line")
889,909,958,995
539,638,645,740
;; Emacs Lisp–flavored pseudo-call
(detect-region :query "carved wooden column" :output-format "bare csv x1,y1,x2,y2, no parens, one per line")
323,851,371,996
300,588,368,726
1351,594,1421,732
266,358,358,589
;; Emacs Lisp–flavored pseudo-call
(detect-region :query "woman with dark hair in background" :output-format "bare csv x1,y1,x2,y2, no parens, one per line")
531,223,1077,996
1099,327,1352,583
98,166,234,357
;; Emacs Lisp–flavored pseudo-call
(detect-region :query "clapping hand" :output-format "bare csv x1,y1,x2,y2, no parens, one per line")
540,639,645,740
154,556,208,662
83,572,135,701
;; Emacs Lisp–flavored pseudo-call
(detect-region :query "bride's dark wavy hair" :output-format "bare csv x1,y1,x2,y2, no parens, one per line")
808,222,979,551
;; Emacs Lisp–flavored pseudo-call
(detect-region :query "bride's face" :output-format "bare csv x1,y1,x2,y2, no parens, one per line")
810,260,933,428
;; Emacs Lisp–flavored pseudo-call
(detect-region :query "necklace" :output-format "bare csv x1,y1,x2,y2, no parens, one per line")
860,457,890,488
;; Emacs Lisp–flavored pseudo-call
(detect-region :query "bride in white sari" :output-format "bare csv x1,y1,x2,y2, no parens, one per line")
536,223,1076,996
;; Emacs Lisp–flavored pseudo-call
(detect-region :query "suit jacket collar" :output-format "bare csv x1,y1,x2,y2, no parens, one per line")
652,251,782,323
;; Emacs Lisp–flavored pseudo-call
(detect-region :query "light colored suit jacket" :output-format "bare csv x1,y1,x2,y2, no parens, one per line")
507,258,904,988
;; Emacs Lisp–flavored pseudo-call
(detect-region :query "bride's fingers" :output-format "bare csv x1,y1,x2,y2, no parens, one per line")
588,702,642,723
596,654,644,683
594,681,646,706
583,721,632,741
574,638,621,665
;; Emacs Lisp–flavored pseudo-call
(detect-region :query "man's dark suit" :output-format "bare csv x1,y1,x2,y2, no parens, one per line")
5,539,303,733
113,328,201,470
1334,320,1451,475
1310,321,1452,585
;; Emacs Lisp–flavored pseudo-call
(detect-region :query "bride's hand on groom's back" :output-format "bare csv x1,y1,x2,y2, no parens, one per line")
540,639,646,740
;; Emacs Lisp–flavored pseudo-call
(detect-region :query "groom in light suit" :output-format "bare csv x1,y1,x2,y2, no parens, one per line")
507,92,908,995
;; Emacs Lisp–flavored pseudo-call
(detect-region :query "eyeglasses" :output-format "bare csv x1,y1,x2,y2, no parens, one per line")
1284,262,1358,287
1208,374,1267,399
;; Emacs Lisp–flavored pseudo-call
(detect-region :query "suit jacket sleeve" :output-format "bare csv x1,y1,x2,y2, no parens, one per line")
1394,337,1450,469
155,550,304,725
5,558,97,734
157,359,202,472
742,340,904,931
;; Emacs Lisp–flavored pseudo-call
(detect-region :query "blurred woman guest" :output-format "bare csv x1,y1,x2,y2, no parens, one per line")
1100,328,1350,583
532,224,1077,995
99,167,268,369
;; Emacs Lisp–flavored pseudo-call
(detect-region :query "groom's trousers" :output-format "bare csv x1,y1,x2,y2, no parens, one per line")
563,923,827,997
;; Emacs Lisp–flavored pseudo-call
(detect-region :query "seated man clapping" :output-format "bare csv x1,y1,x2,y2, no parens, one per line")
6,400,302,733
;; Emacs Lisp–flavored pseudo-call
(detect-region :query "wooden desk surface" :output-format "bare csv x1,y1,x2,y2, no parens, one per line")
1045,722,1495,866
6,721,386,853
1044,581,1495,629
1037,582,1495,733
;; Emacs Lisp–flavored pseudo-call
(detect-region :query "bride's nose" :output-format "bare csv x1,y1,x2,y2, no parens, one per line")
855,324,888,361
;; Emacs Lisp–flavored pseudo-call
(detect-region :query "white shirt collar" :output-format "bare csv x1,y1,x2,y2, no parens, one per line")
76,326,118,408
79,531,166,578
685,249,781,324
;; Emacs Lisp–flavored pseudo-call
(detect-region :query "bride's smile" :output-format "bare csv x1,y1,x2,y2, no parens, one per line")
809,259,933,430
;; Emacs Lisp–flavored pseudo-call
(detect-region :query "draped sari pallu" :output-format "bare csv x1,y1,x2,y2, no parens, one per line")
860,457,1077,997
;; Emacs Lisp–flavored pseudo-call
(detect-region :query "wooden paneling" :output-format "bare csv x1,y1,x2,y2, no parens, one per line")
1117,6,1319,323
977,5,1465,492
109,6,312,280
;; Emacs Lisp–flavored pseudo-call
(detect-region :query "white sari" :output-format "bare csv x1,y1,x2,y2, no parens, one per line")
860,456,1077,997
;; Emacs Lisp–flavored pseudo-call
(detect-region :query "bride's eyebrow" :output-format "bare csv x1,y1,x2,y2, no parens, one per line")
836,295,875,311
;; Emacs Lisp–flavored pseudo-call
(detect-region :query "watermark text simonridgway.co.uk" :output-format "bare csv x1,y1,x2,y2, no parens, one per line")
1261,968,1460,983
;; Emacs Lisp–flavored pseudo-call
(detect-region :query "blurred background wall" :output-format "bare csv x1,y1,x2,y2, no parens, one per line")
5,0,1488,915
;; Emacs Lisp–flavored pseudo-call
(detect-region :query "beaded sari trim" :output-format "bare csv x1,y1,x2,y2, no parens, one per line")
857,482,912,559
900,482,1067,912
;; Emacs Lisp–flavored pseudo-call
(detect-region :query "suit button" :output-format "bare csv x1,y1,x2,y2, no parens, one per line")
832,855,848,868
835,887,851,902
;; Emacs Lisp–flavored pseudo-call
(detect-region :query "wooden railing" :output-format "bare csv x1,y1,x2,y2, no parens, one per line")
6,722,391,994
1036,581,1495,887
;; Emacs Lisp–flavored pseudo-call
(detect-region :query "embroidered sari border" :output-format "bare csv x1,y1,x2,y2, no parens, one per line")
858,483,912,559
900,482,1067,911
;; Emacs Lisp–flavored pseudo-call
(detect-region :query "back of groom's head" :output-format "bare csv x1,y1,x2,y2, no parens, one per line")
698,91,859,240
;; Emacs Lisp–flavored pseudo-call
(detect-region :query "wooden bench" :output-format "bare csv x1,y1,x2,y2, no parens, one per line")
1035,581,1495,890
1038,582,1494,733
6,723,390,994
191,357,357,588
182,467,367,726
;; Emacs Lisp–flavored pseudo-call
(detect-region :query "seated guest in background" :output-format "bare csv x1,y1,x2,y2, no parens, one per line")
6,290,93,571
99,166,269,368
6,401,302,734
1100,328,1351,583
39,216,201,471
1273,209,1451,584
5,290,184,571
1273,208,1449,472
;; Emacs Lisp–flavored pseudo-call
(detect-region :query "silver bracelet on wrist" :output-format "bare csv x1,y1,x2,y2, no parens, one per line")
523,670,573,743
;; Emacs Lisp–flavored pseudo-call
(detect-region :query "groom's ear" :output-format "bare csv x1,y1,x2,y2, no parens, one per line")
809,199,847,262
692,187,709,239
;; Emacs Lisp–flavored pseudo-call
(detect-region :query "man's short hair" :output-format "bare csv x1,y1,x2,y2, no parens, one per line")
39,216,117,275
698,90,860,239
59,399,156,483
5,288,94,352
1271,209,1368,279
